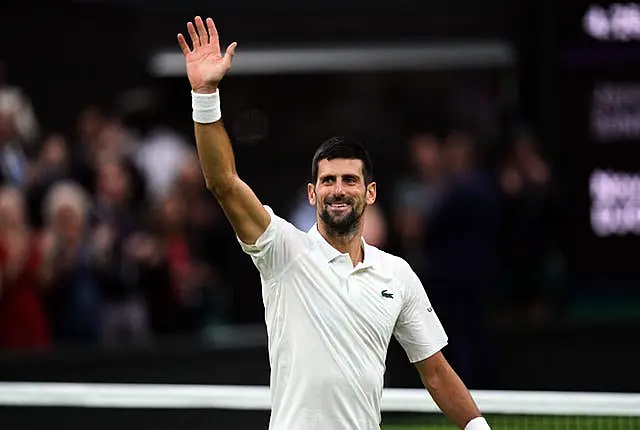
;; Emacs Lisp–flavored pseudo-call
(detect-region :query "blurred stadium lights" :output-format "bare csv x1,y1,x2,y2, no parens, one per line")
149,41,514,77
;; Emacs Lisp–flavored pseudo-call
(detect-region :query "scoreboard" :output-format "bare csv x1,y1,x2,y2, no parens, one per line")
555,1,640,279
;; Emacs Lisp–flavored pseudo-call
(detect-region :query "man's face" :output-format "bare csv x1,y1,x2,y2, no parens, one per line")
308,158,376,236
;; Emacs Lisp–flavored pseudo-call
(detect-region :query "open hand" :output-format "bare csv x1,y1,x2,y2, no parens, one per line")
177,16,237,94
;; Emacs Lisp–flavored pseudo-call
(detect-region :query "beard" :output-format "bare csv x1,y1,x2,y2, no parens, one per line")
319,194,365,236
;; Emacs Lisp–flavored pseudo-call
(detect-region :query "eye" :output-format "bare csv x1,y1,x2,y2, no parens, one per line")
321,176,334,184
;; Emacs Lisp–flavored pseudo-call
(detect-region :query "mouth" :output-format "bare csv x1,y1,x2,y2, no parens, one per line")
327,202,350,209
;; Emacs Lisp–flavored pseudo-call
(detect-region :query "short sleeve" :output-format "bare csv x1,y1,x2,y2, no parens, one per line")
393,260,448,363
237,205,308,282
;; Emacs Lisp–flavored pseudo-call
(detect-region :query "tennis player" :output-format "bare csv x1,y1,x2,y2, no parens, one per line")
177,16,491,430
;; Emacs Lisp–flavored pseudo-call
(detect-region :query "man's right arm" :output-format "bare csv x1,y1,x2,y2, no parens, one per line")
178,16,269,245
194,119,270,245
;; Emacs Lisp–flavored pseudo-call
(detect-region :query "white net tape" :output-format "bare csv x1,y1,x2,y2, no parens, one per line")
0,383,639,416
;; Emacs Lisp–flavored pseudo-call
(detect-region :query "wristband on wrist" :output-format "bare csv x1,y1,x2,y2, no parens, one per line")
192,90,222,123
464,416,491,430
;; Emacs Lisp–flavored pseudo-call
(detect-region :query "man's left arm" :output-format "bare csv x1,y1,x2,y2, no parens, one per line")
392,259,490,430
415,352,489,429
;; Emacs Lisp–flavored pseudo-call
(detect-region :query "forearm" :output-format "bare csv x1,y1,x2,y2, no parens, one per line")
422,365,483,429
191,92,270,244
180,17,268,244
194,120,238,195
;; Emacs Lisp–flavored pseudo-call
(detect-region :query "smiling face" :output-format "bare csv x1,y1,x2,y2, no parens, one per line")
308,158,376,237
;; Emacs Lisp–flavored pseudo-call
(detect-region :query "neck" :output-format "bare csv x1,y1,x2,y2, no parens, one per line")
318,222,363,266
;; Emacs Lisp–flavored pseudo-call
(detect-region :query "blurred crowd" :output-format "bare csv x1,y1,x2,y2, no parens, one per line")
384,129,565,387
0,65,567,387
0,71,234,351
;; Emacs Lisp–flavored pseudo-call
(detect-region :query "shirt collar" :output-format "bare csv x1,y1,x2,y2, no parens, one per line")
307,224,376,269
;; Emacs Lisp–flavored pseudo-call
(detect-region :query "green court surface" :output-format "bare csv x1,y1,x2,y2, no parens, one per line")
382,415,636,429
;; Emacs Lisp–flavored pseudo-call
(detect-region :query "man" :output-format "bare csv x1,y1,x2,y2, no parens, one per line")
177,16,491,430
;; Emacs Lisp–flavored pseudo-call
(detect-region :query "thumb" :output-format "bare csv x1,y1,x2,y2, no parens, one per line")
224,42,237,66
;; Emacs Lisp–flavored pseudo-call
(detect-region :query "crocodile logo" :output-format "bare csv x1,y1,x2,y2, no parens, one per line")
381,290,393,299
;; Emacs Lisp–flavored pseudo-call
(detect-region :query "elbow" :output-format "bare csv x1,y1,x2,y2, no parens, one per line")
205,175,238,199
422,368,443,392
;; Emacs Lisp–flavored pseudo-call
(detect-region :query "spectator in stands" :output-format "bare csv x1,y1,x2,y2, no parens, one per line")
40,181,102,345
134,123,193,203
498,130,564,324
0,186,49,350
70,105,109,194
0,61,39,147
423,128,500,388
0,107,29,188
123,227,174,336
26,133,73,227
157,189,198,329
127,182,230,337
391,132,444,275
72,106,145,201
118,85,193,204
92,157,149,346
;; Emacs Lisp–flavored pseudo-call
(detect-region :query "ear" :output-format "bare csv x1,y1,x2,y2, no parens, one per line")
307,183,316,206
366,182,377,206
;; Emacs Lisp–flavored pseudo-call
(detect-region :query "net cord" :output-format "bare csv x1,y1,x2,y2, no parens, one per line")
0,383,639,416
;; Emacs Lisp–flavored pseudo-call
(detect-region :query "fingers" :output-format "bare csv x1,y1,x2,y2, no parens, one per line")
194,16,208,46
206,17,220,51
187,22,200,48
177,33,190,55
224,42,237,66
183,17,224,54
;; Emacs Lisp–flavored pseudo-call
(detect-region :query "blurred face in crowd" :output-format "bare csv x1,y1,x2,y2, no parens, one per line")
97,160,129,204
443,131,475,175
159,191,187,232
95,121,127,158
52,204,85,243
410,133,440,175
0,188,25,232
308,158,376,237
77,106,106,145
40,134,69,170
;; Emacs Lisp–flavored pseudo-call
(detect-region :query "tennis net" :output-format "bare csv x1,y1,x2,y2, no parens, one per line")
0,383,638,429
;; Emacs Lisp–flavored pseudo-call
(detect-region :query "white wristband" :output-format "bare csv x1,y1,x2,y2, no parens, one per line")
464,417,491,430
192,90,222,123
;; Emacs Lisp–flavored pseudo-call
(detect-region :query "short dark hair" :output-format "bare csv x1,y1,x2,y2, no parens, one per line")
311,136,374,185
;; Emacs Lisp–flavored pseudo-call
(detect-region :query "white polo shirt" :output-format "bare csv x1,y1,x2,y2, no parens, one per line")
239,207,448,430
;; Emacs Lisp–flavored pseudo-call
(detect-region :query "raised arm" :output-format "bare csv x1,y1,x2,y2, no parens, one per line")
177,16,269,244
